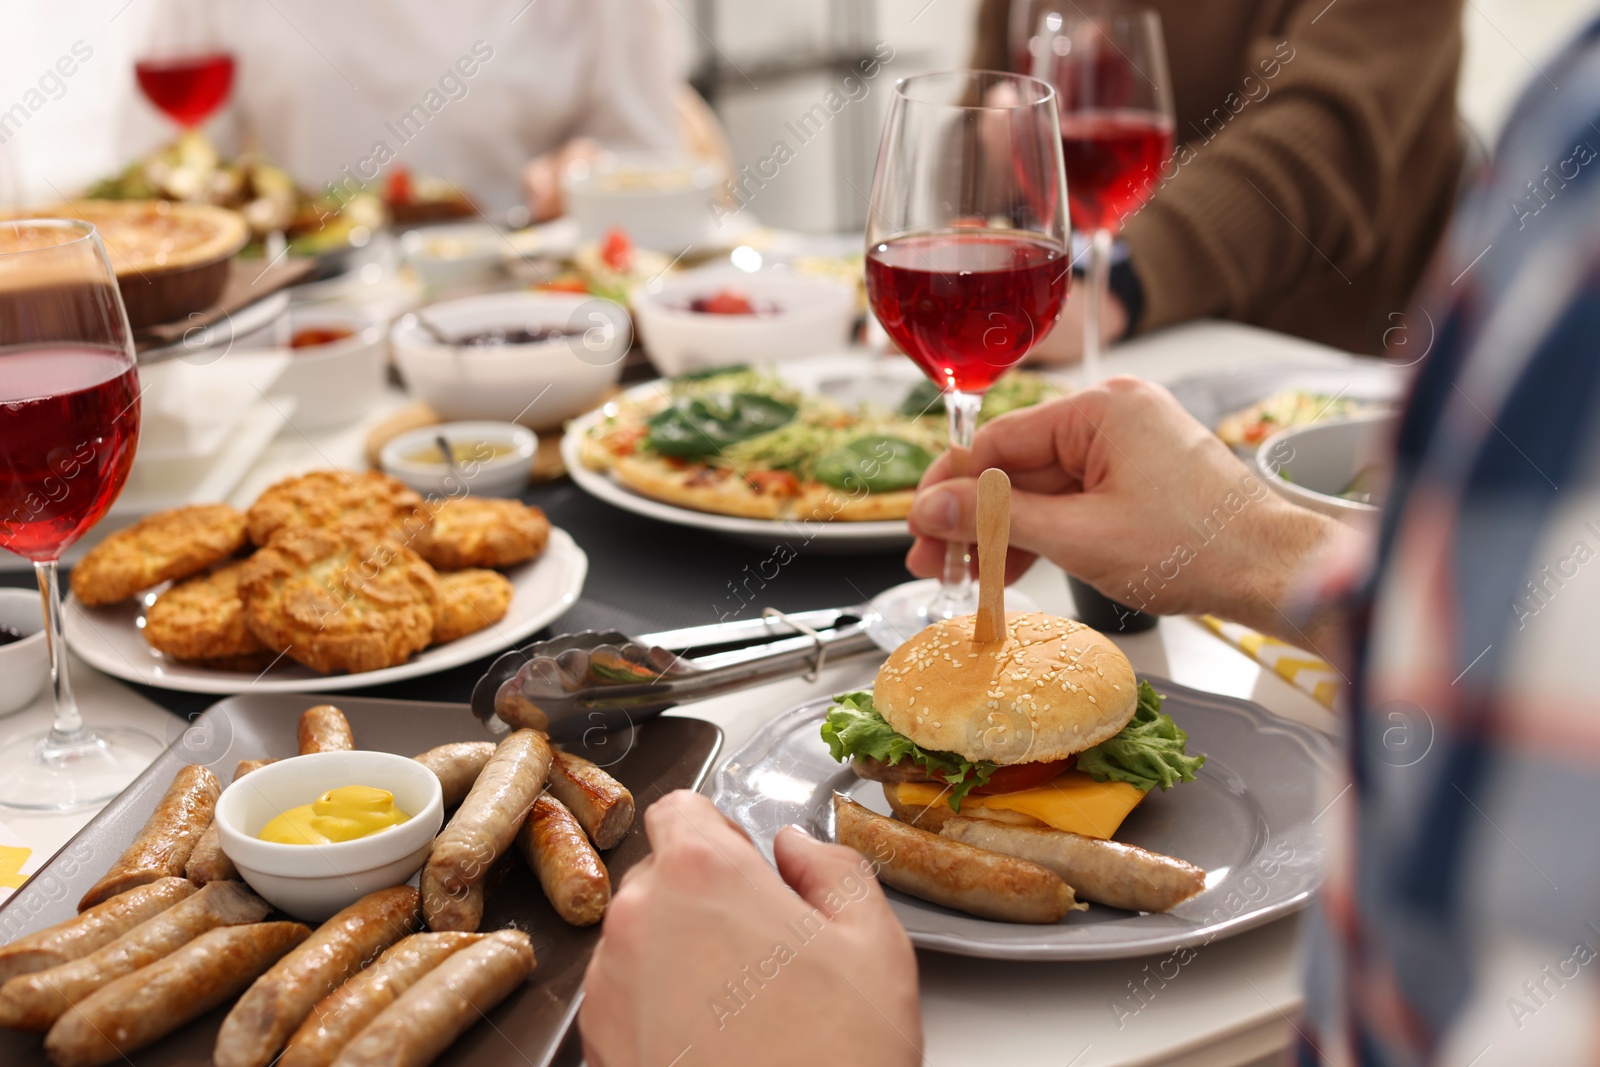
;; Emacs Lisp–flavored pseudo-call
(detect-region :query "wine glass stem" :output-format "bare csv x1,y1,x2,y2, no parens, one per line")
33,560,86,746
939,389,984,604
1082,227,1114,383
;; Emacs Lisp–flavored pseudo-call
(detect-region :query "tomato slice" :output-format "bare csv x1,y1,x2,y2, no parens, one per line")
600,228,634,272
384,166,413,205
970,757,1072,795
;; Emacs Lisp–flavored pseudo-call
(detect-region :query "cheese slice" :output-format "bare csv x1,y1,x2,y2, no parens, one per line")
893,771,1147,839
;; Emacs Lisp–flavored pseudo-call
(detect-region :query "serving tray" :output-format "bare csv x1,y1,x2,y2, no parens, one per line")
0,693,722,1067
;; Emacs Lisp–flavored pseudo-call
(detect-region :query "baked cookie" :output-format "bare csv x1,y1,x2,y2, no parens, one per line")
433,568,514,644
143,560,270,664
417,497,550,570
69,504,247,606
238,527,441,675
245,470,430,547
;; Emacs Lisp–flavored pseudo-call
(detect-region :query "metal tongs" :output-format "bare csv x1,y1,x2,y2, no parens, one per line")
470,606,879,741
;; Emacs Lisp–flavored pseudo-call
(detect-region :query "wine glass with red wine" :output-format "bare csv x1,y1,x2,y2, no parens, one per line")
864,70,1070,638
1033,0,1174,381
0,221,163,810
135,0,235,131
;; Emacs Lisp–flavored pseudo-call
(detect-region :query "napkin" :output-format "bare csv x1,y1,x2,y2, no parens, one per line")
1197,614,1345,710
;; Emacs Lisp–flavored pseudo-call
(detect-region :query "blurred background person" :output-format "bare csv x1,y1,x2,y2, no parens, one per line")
121,0,723,221
975,0,1469,360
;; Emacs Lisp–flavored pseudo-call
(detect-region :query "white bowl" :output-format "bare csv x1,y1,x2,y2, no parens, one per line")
400,223,507,289
391,291,628,431
0,589,48,716
562,152,722,252
633,267,857,377
380,420,536,498
1256,412,1395,522
214,751,444,921
267,306,386,429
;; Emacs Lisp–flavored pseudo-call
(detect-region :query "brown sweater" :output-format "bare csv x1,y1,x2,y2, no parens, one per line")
975,0,1464,354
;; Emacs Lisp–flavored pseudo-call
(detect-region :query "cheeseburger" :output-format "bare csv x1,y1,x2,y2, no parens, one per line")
822,611,1203,840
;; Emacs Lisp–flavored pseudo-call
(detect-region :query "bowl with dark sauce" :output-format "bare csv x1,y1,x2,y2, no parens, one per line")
391,291,629,429
0,588,48,716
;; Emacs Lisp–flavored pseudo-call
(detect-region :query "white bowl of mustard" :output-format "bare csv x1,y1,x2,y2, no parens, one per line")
379,420,536,499
214,751,444,921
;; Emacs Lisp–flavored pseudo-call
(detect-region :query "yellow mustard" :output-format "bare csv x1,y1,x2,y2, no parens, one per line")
258,785,411,845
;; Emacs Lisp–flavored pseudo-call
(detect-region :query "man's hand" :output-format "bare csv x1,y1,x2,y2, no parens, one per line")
580,791,923,1067
906,377,1347,639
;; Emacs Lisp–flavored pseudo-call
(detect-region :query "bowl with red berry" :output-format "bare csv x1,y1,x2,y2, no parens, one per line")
633,266,857,376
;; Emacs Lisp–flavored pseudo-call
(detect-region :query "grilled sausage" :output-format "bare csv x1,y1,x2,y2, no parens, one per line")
0,878,195,986
0,880,271,1030
546,747,634,850
412,742,496,808
214,886,421,1067
186,758,277,885
940,818,1207,913
832,794,1084,924
279,932,483,1067
298,705,355,754
422,730,550,932
418,867,483,935
329,930,535,1067
517,794,610,926
42,922,309,1067
77,764,221,911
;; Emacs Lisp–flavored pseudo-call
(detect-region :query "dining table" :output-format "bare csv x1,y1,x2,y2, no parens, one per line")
0,248,1356,1065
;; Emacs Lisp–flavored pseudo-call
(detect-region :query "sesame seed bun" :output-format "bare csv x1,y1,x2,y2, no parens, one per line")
874,612,1138,765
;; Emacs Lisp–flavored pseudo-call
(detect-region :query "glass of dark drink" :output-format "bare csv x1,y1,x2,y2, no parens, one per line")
864,71,1070,635
134,0,235,131
1033,0,1174,381
0,220,162,810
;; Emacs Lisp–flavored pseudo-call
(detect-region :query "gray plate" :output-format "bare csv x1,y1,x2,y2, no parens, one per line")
711,677,1335,960
0,694,722,1067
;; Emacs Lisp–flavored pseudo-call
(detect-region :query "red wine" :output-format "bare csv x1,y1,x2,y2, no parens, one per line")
1060,110,1174,233
867,233,1068,393
135,52,235,128
0,348,140,561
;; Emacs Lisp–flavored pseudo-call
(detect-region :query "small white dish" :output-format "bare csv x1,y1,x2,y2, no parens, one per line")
380,420,536,498
633,266,857,377
400,222,506,289
391,291,628,430
1256,412,1395,522
264,305,386,429
0,589,48,716
214,750,444,921
562,152,723,252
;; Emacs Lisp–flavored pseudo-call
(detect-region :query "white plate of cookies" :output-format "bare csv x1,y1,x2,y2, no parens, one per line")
61,470,588,694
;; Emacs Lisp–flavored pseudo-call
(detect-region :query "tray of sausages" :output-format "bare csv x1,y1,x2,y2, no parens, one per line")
0,694,722,1067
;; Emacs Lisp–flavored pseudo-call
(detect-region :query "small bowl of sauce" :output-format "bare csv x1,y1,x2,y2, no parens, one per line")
380,420,537,499
0,589,47,716
214,751,444,920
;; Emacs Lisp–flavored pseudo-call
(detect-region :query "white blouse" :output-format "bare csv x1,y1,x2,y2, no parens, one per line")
211,0,684,211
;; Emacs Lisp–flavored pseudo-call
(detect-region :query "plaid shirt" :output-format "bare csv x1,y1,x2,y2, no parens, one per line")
1302,15,1600,1066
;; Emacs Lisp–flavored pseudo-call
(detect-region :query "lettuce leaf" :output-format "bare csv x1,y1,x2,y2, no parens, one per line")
820,692,996,809
1075,681,1206,791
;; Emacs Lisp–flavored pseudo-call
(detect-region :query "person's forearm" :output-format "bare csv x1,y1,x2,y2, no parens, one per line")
1225,502,1355,671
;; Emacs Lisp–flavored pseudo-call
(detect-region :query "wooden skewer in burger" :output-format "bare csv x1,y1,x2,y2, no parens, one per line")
827,469,1208,921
